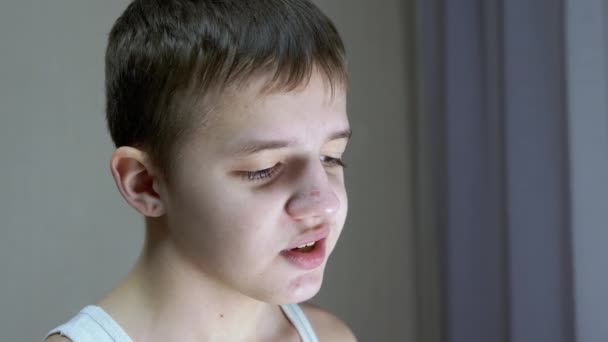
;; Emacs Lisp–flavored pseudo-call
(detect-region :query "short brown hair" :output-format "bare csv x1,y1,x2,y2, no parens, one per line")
105,0,348,182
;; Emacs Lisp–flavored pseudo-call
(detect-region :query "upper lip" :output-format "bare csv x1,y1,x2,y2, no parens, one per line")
285,225,330,250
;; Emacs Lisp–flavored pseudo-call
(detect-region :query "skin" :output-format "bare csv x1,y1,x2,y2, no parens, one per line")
47,71,356,341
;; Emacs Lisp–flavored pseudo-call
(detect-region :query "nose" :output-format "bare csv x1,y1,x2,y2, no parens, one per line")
285,163,340,222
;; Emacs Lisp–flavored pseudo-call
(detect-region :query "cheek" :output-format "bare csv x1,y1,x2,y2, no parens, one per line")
330,183,348,240
336,195,348,234
333,177,348,219
169,182,285,257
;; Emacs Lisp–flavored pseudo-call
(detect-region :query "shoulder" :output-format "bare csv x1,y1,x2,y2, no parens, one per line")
45,334,71,342
299,302,357,342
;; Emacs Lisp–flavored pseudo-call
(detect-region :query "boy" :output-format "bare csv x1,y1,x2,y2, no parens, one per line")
46,0,355,341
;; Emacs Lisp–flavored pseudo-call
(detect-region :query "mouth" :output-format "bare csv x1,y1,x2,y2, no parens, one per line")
280,236,328,270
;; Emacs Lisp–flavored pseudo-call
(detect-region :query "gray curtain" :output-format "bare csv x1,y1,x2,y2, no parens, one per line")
414,1,578,341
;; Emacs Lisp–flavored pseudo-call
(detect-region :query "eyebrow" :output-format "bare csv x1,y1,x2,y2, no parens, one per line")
228,128,352,157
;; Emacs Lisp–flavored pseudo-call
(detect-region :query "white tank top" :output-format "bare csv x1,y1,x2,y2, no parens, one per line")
45,304,318,342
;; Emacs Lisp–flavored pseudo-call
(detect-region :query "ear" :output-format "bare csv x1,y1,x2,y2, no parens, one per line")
109,146,166,217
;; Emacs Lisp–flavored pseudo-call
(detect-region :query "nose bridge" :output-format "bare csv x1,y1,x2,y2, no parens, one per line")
285,159,340,221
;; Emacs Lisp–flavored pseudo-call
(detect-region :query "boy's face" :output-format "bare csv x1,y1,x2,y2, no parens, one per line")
158,72,350,304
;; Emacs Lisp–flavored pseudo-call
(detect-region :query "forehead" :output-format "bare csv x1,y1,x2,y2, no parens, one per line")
226,71,344,115
202,72,348,147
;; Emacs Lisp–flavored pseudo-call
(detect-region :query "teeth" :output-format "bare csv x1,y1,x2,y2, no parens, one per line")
296,241,316,249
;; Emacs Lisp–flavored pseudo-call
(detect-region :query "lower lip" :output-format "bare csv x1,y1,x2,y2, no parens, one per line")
280,238,327,270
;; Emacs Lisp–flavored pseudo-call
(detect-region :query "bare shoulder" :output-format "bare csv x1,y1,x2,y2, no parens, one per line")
300,302,357,342
45,334,71,342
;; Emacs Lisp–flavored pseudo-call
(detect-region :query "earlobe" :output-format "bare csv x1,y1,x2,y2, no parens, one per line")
109,146,166,217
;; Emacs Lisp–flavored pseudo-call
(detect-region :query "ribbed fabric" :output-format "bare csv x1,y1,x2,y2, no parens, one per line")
45,306,132,342
45,304,318,342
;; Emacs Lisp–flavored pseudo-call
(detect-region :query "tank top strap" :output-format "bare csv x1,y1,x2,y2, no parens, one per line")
47,304,317,342
45,305,132,342
279,304,319,342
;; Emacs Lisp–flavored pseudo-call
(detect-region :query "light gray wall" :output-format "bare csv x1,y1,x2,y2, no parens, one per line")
0,1,142,341
0,1,415,341
310,1,416,341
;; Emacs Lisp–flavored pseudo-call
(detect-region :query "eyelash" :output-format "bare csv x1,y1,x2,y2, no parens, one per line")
243,156,347,182
244,164,283,181
321,156,347,168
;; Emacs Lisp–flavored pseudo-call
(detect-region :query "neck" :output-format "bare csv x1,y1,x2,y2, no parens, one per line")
97,221,291,341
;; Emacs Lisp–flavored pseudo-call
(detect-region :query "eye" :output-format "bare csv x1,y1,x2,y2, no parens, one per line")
321,156,347,168
242,163,284,182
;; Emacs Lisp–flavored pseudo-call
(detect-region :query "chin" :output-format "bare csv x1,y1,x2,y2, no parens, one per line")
282,267,326,304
